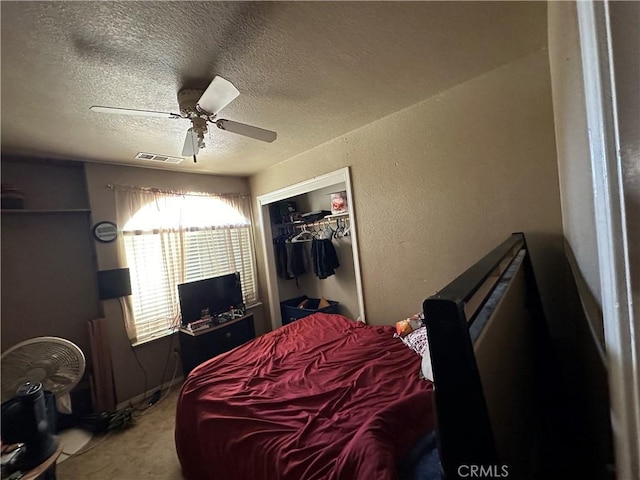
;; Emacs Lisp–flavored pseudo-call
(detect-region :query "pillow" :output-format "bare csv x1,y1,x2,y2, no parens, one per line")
397,326,428,356
395,312,424,337
394,320,434,382
421,350,434,383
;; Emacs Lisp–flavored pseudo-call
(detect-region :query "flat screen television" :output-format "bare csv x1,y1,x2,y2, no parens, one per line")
178,273,244,326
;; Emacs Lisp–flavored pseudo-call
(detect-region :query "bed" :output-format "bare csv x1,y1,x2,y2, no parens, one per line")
175,233,547,479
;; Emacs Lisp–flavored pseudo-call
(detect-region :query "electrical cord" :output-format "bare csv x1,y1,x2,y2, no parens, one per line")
159,350,180,403
118,297,149,410
60,402,140,457
132,350,179,419
59,312,181,459
158,326,177,392
131,345,149,409
133,324,180,414
116,299,182,416
75,406,136,432
130,348,149,410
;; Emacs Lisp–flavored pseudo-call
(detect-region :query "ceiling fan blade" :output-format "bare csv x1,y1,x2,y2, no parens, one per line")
90,106,181,119
182,128,198,157
197,76,240,116
215,119,277,143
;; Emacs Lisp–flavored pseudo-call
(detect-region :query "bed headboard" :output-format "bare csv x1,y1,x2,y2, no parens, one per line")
423,233,547,479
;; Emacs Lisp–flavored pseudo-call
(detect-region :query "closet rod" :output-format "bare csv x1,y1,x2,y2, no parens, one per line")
294,216,350,229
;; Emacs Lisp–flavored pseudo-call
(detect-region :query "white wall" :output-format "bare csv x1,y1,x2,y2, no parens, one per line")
251,50,565,332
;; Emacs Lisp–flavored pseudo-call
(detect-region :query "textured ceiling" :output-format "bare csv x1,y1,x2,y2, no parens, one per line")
1,1,546,176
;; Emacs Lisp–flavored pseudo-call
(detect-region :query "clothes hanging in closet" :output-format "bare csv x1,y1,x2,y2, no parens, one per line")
274,237,293,280
311,238,340,279
286,241,308,278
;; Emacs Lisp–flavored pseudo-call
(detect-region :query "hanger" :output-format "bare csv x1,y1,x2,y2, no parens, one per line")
339,218,350,237
291,223,313,242
323,221,335,240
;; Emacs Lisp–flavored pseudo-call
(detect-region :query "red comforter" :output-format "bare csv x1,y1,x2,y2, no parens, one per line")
175,313,434,480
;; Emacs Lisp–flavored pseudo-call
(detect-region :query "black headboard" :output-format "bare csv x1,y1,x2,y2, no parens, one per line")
423,233,545,478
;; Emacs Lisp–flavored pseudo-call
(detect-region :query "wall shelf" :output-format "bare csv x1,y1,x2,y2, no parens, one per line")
274,213,350,228
323,212,350,219
1,208,91,215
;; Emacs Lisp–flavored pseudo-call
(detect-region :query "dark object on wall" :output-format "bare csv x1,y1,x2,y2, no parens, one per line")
1,382,59,474
92,221,118,243
1,183,25,209
1,197,25,209
97,268,132,300
280,295,339,325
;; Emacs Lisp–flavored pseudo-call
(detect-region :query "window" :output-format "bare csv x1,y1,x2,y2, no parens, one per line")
121,194,257,344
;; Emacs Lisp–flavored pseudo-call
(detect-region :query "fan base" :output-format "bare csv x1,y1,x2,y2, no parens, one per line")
57,428,92,464
177,89,203,117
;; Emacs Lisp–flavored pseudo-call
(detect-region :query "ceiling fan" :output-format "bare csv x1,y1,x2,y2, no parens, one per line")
89,76,277,163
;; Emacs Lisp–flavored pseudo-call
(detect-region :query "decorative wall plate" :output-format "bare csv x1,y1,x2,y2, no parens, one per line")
92,221,118,243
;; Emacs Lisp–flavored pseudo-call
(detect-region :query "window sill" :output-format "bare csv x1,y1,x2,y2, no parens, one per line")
131,302,263,348
132,328,178,348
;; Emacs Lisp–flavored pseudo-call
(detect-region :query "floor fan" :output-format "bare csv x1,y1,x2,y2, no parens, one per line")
1,337,93,464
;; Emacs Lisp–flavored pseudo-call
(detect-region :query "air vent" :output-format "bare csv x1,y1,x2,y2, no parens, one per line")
135,153,183,164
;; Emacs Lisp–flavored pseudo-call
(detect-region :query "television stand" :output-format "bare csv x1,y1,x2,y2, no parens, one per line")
178,313,255,377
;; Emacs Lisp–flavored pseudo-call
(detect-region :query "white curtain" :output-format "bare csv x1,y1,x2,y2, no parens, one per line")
113,187,255,343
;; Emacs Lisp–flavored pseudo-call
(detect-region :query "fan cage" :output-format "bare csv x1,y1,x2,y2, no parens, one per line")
1,336,85,402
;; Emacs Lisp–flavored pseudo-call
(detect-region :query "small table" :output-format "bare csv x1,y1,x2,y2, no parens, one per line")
178,313,255,376
6,443,63,480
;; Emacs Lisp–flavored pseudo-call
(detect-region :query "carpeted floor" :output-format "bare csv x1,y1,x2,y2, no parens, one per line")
56,386,183,480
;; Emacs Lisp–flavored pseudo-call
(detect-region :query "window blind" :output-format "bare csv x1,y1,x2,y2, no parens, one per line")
124,226,256,343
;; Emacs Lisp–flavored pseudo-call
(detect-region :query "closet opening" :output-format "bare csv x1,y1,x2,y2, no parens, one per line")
256,168,365,330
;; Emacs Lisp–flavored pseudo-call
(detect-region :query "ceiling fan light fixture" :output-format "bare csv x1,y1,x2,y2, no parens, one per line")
90,75,277,159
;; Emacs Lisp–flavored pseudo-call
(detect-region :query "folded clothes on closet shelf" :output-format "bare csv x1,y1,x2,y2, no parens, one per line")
300,210,331,223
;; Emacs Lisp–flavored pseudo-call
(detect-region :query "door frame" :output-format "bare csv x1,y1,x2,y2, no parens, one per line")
577,1,640,477
256,167,366,330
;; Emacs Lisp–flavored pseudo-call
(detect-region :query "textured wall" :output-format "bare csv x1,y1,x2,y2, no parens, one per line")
251,50,564,328
84,163,266,403
1,160,100,366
